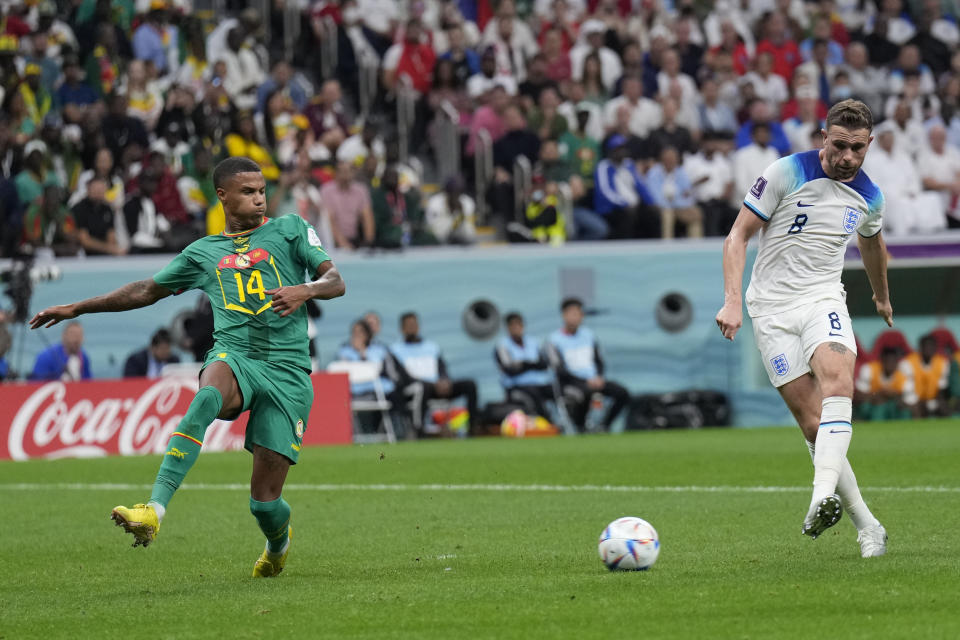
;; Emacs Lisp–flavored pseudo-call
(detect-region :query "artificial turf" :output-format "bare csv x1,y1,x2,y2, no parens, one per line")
1,420,958,639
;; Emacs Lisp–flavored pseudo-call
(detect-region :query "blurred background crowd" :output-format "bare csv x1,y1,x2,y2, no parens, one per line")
2,0,960,256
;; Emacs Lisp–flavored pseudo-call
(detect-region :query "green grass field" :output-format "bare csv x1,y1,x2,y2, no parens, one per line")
2,420,959,639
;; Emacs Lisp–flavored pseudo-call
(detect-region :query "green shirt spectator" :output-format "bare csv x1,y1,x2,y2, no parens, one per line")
371,167,436,249
559,130,600,188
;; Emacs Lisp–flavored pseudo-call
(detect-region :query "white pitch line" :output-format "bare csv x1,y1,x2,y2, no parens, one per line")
0,483,958,493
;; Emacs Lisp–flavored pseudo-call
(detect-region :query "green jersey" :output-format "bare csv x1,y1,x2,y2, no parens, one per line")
154,214,330,371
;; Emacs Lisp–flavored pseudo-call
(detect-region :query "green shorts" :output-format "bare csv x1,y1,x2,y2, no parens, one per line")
202,350,314,463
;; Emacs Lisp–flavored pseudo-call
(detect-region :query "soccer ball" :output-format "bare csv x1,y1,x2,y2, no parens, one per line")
598,517,660,571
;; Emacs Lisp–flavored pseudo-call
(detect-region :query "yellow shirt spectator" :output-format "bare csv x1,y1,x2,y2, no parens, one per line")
905,351,949,402
224,134,280,181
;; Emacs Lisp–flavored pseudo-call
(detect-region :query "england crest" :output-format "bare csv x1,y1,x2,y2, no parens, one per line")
771,353,790,377
843,207,861,233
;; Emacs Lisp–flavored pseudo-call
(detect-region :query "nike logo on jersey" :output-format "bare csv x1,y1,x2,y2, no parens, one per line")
796,201,814,208
829,429,851,434
828,332,843,337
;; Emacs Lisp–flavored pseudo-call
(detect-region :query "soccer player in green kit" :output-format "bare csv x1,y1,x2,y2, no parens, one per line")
29,157,345,577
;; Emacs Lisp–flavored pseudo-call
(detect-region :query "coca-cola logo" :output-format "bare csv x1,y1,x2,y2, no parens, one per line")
7,378,246,461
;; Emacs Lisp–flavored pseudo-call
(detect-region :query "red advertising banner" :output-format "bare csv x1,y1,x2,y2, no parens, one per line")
0,373,352,461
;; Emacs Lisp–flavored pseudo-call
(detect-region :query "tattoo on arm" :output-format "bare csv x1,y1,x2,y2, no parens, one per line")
828,342,849,354
75,279,171,315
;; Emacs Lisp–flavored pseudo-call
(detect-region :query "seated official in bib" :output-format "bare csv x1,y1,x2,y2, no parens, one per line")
391,312,479,436
495,312,553,419
546,298,630,431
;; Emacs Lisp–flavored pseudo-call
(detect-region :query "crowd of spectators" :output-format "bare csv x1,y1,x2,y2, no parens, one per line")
854,329,960,420
3,0,960,258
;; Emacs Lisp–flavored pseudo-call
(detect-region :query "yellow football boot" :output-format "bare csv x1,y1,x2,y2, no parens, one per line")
110,503,160,548
252,527,292,578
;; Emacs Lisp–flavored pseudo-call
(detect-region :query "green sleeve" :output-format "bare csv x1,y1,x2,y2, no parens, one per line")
290,214,331,276
153,251,205,294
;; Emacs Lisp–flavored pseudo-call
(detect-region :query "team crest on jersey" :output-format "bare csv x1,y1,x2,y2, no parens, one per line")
749,176,767,198
295,419,304,438
843,207,861,233
771,353,790,377
218,248,270,269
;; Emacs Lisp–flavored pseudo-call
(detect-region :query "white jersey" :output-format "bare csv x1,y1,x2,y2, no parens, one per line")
742,150,884,317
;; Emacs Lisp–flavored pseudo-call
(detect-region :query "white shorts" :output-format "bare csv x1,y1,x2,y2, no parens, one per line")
751,298,858,387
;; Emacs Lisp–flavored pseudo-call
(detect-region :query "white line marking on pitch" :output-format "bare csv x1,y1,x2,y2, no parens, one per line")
0,483,958,493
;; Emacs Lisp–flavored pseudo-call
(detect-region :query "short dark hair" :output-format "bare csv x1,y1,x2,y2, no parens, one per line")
352,319,372,346
560,297,583,311
504,312,523,325
825,99,873,132
151,328,172,346
880,346,900,359
213,157,262,190
400,311,418,325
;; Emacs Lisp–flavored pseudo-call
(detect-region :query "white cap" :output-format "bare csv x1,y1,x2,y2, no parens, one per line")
873,120,895,136
23,139,47,156
580,19,605,36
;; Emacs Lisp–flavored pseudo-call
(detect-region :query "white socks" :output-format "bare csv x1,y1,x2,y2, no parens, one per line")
147,500,166,523
807,396,853,520
806,441,880,532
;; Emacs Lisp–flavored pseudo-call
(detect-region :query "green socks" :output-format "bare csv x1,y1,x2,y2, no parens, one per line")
250,496,291,554
149,386,223,510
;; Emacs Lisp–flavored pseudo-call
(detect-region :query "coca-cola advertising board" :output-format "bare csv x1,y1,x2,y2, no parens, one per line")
0,373,352,461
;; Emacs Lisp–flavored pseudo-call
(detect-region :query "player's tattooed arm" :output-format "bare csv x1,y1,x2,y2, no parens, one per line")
267,260,345,318
29,279,173,329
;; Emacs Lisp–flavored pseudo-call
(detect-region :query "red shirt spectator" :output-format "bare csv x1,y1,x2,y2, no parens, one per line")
756,13,801,81
383,19,436,95
128,153,190,226
780,95,828,122
541,28,572,82
706,21,751,76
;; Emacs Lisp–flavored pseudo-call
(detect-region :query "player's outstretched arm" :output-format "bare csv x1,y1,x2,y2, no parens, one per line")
29,279,173,329
857,231,893,327
267,260,345,318
715,205,765,341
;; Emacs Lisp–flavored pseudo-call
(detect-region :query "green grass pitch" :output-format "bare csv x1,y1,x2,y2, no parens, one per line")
1,420,958,639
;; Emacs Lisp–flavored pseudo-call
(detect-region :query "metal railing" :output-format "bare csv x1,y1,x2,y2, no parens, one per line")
556,181,576,240
434,100,461,185
282,1,300,63
396,75,417,163
473,129,494,225
358,58,380,119
319,16,338,80
513,155,532,223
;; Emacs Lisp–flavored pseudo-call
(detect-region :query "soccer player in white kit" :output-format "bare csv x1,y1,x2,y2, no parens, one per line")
716,100,891,558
